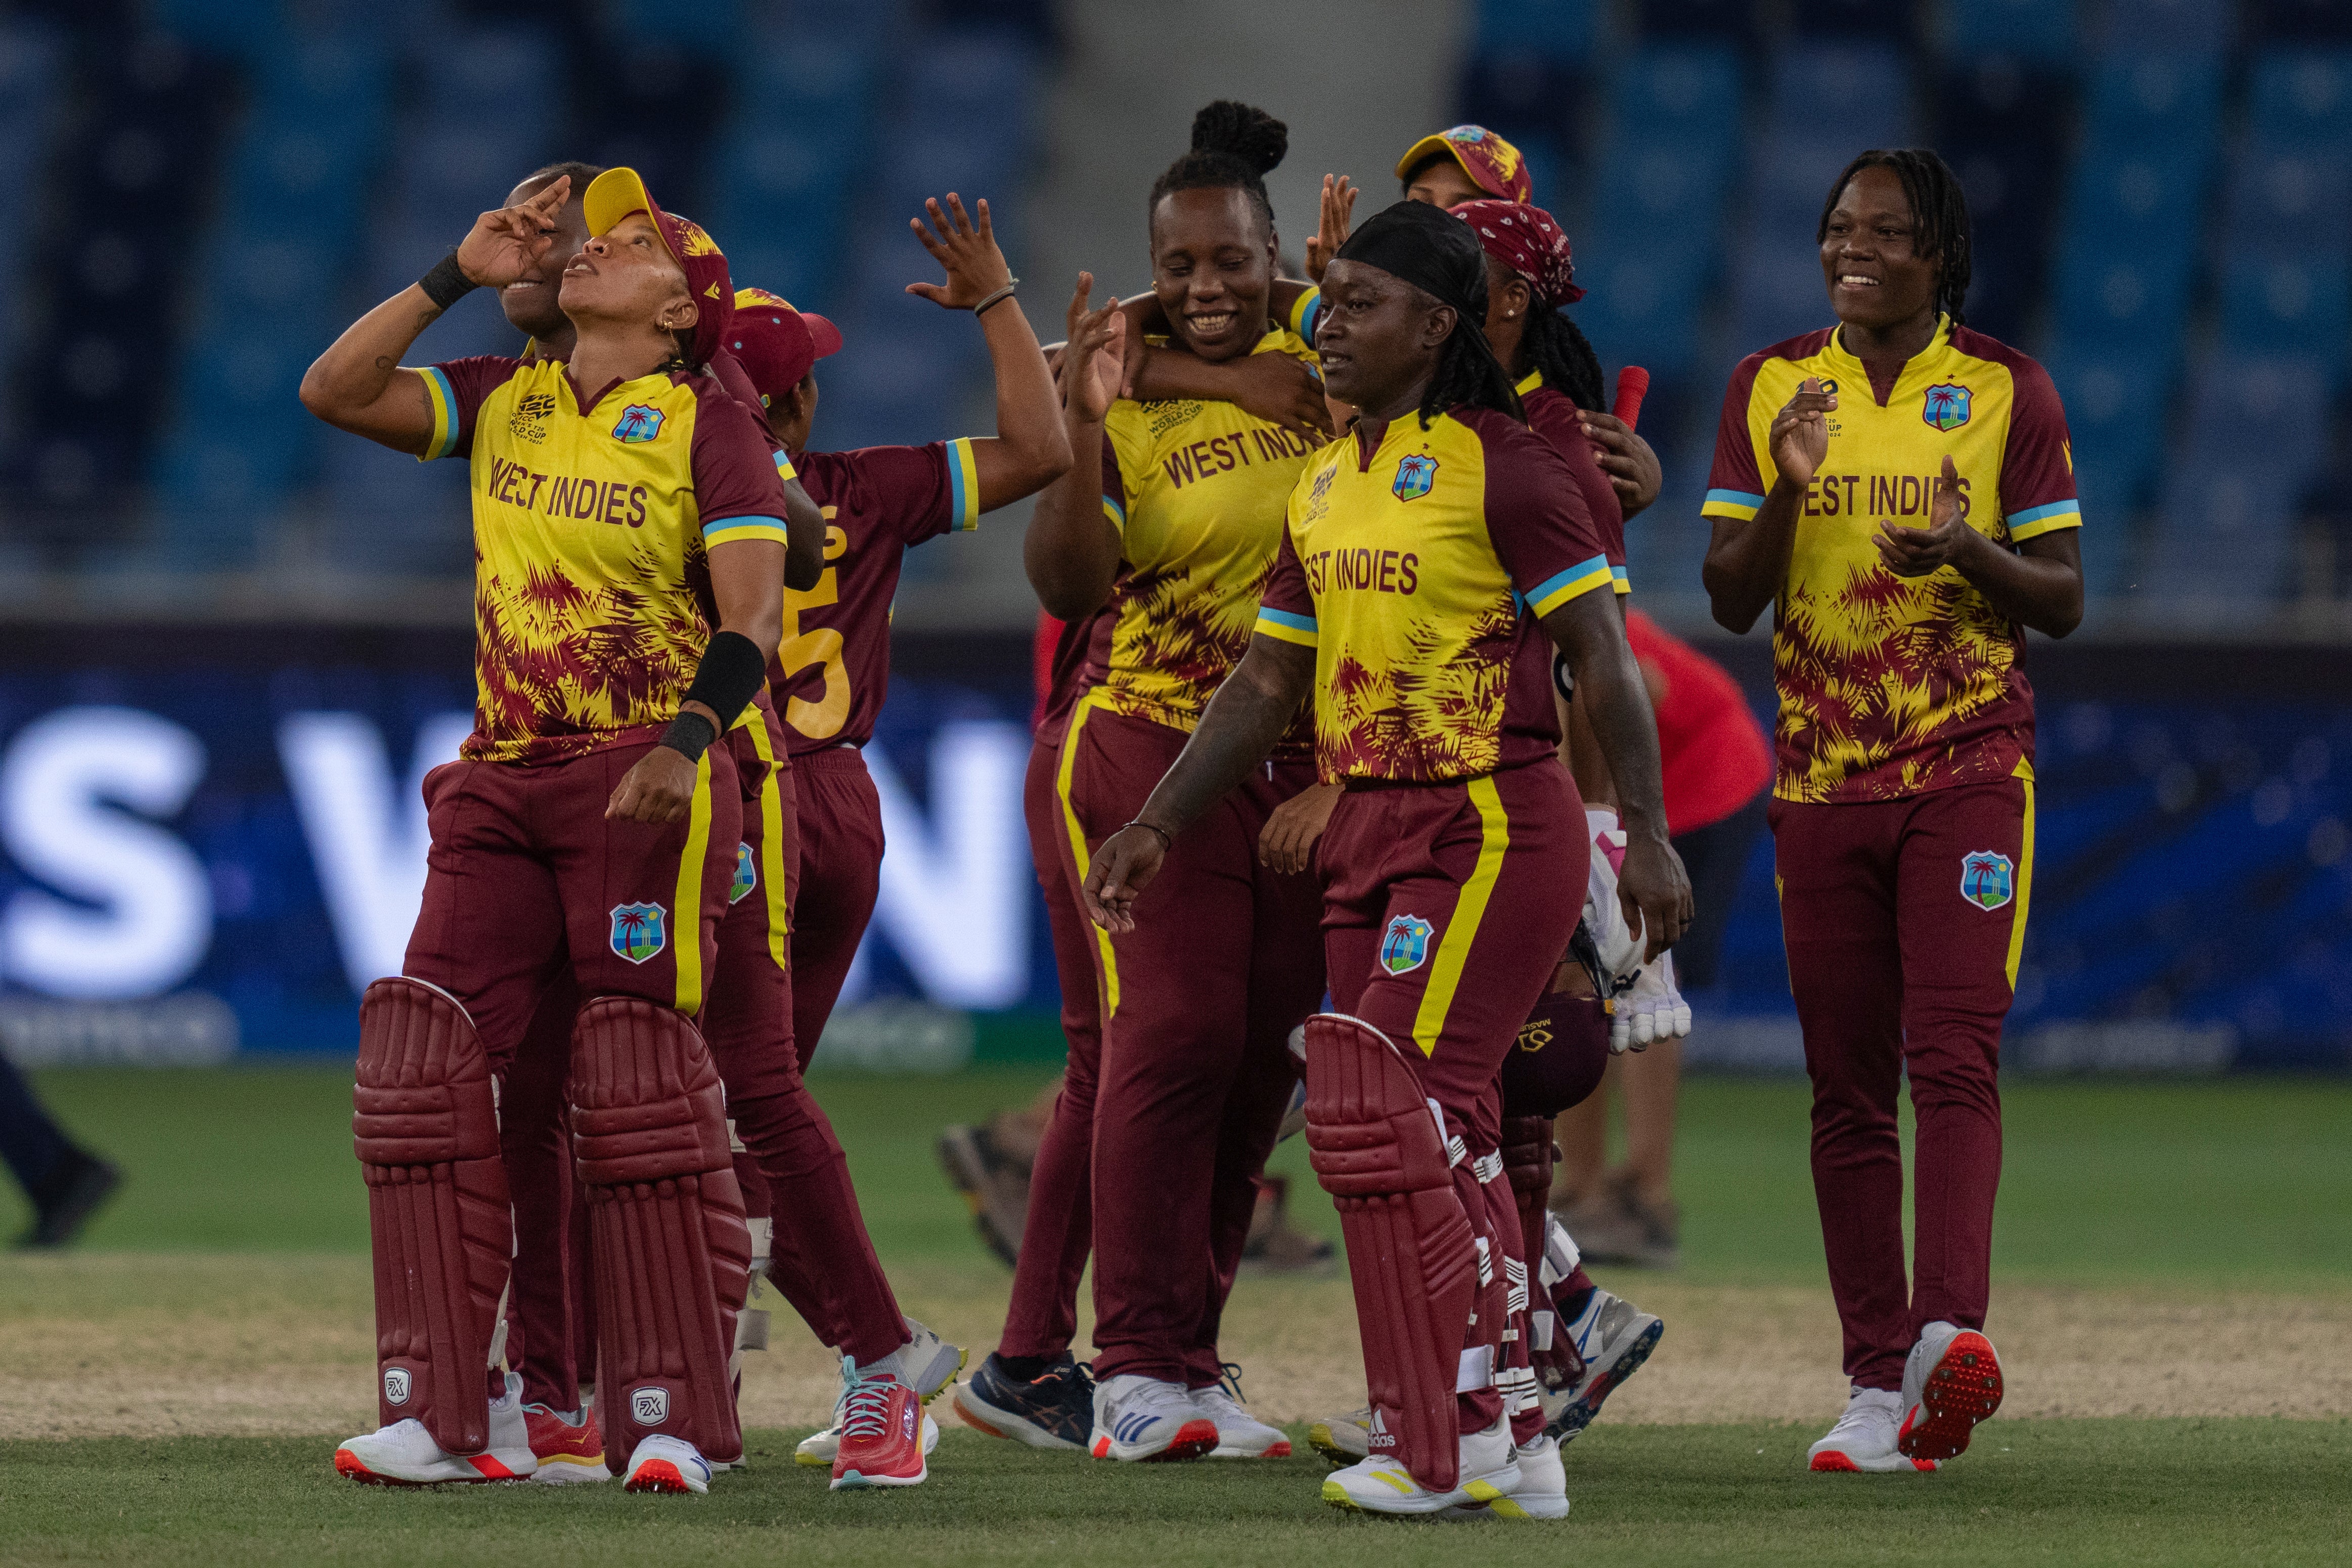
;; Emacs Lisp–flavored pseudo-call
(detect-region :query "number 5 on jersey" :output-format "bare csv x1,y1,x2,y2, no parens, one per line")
779,516,850,740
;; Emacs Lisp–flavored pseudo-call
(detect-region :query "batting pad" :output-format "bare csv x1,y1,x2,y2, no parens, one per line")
1303,1012,1480,1492
569,996,753,1472
353,976,513,1457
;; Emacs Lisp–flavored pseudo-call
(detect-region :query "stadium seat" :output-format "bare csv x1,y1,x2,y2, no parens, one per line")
2220,256,2351,368
1473,0,1598,61
2039,345,2173,600
2142,357,2332,606
2098,0,2237,53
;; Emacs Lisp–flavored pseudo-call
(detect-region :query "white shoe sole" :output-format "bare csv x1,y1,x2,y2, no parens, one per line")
1322,1462,1524,1515
335,1445,536,1486
830,1457,928,1490
1209,1429,1294,1459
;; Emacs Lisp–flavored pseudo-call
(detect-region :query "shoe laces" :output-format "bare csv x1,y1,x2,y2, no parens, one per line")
1216,1362,1248,1403
838,1370,905,1440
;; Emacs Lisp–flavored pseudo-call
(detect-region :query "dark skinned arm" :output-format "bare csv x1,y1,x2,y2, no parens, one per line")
903,193,1072,512
1024,277,1126,620
781,475,824,590
606,536,787,824
1083,634,1315,931
1702,376,1834,633
1875,456,2083,637
1116,286,1330,442
1545,591,1692,961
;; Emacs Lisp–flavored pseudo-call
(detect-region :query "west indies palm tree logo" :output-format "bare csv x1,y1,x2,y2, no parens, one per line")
1923,382,1972,432
609,901,668,963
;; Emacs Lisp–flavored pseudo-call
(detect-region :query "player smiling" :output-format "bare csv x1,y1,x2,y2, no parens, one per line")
1701,149,2083,1474
1004,102,1327,1465
1085,199,1688,1518
302,169,789,1495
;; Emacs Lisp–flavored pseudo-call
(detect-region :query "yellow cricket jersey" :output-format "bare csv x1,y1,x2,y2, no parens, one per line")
1702,317,2080,803
418,354,791,764
1255,405,1612,783
1095,326,1323,748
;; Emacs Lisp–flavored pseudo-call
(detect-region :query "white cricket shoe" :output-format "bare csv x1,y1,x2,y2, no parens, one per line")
1306,1406,1370,1465
1194,1372,1291,1458
1444,1433,1570,1520
1322,1413,1522,1516
1089,1373,1219,1462
794,1319,966,1466
333,1370,538,1485
1540,1282,1664,1444
1808,1386,1938,1473
622,1432,713,1494
1898,1320,2004,1462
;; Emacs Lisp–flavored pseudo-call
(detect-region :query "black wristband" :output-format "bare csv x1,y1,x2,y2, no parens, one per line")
682,630,769,732
419,251,477,310
659,711,719,762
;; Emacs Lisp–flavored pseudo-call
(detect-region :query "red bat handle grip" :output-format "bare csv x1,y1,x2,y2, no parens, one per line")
1612,366,1650,431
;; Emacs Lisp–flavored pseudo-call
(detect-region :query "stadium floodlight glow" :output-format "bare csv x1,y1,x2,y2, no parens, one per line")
0,706,213,1000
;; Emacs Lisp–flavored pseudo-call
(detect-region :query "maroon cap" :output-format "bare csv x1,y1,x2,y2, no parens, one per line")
726,287,844,408
582,167,733,367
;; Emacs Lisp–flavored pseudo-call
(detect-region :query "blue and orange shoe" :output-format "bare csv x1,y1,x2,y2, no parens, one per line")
954,1351,1095,1451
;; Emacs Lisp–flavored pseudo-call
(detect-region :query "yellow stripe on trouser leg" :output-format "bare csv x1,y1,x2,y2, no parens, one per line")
1056,692,1119,1016
2006,760,2036,992
673,751,714,1013
1411,775,1511,1057
741,716,791,970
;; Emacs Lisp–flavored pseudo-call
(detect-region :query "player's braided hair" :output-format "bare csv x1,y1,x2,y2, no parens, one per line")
1416,287,1523,430
1147,101,1287,236
1520,305,1607,413
1816,147,1973,326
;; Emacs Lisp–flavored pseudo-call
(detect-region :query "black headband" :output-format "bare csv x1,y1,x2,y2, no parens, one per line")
1333,199,1490,324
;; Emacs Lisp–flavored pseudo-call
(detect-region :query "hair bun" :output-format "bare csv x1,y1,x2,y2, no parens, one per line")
1190,100,1287,177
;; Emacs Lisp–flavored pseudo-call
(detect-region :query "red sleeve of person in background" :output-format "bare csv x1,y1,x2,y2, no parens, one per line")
1032,608,1064,732
1624,608,1772,834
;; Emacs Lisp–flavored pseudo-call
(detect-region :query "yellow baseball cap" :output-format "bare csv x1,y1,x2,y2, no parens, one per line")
581,166,733,366
1395,124,1534,203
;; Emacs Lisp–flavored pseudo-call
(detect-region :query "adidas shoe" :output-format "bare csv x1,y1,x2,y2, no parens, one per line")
333,1371,537,1486
831,1370,927,1489
954,1352,1094,1451
1089,1373,1219,1462
1322,1413,1521,1516
1898,1320,2004,1462
794,1320,966,1466
1809,1386,1938,1473
1541,1284,1663,1444
622,1432,712,1494
1194,1366,1290,1458
1306,1407,1370,1465
1444,1433,1570,1521
524,1402,611,1484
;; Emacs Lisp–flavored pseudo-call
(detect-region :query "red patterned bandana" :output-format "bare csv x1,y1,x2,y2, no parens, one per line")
1450,199,1584,305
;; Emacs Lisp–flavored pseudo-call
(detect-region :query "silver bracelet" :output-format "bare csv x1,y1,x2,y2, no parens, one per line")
973,279,1019,317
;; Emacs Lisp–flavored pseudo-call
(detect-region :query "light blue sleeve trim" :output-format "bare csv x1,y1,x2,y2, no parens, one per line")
2008,500,2081,526
701,514,790,543
1526,554,1616,616
946,437,981,531
1702,486,1766,513
420,366,460,460
1256,607,1317,633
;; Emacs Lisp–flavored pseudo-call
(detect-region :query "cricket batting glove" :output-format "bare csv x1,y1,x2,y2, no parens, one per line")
1610,951,1691,1055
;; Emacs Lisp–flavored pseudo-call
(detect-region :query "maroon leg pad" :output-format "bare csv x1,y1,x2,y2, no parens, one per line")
353,977,512,1457
1498,1114,1556,1288
568,996,752,1472
1304,1013,1476,1492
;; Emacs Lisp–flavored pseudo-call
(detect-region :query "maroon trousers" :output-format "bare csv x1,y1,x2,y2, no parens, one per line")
997,725,1103,1361
1064,699,1324,1387
786,745,885,1072
1320,759,1586,1431
1772,768,2031,1390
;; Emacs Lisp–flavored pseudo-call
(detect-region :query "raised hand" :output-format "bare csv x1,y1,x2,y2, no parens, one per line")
456,175,572,290
1303,173,1356,283
1768,376,1836,488
905,194,1013,309
1227,351,1333,443
1060,273,1125,423
1875,454,1976,578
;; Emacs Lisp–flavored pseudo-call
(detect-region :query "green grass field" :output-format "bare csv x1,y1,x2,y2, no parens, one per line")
3,1064,2347,1565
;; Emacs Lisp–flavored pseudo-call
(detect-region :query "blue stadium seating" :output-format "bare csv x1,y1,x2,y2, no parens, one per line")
1944,0,2078,61
711,35,881,307
2144,357,2333,605
151,34,392,568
